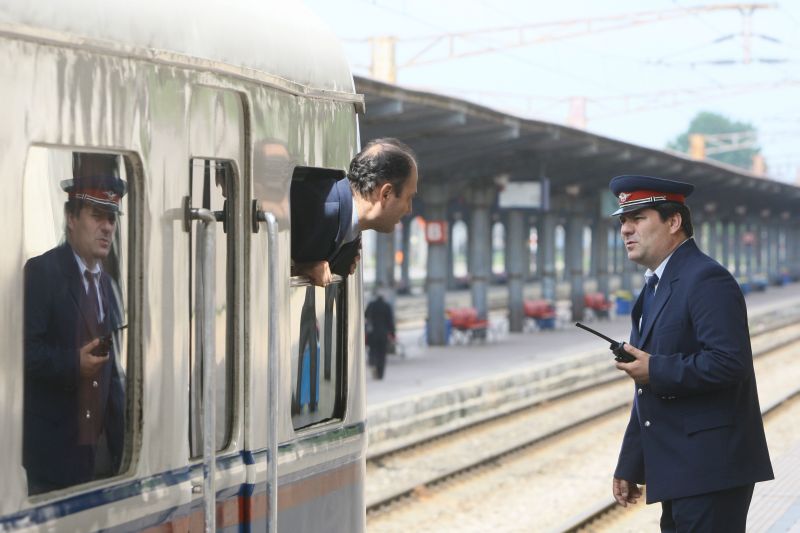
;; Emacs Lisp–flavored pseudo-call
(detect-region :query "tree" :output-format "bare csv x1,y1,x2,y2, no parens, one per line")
667,111,761,169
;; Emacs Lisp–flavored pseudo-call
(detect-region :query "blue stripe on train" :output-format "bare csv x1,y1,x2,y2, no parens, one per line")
0,451,253,529
1,422,365,530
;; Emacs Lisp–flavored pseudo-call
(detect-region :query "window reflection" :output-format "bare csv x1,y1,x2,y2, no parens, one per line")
22,150,130,495
290,281,346,429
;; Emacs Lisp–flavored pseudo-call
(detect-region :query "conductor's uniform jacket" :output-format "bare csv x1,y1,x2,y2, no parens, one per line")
291,175,360,277
23,243,125,490
614,238,773,503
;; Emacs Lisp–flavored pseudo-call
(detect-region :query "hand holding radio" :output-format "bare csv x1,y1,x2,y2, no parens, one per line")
574,322,636,362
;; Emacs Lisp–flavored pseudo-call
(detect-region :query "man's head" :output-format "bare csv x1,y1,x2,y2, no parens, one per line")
62,154,127,267
348,138,418,233
609,175,694,270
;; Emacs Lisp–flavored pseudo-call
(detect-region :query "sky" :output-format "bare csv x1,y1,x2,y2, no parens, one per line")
303,0,800,184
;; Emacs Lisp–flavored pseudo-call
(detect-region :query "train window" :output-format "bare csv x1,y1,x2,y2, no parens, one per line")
21,148,133,496
289,166,351,429
188,158,236,455
289,281,347,429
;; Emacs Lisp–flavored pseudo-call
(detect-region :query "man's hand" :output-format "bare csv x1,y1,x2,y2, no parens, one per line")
615,343,650,384
79,338,109,378
294,261,333,287
612,477,642,507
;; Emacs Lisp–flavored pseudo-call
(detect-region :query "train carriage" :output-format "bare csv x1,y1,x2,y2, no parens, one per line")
0,1,367,531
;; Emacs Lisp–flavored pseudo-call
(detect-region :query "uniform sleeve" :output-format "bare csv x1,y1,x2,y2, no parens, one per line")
614,403,645,484
24,258,79,389
648,266,752,396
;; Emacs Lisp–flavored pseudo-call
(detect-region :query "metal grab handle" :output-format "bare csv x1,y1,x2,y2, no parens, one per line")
190,207,217,533
254,201,279,533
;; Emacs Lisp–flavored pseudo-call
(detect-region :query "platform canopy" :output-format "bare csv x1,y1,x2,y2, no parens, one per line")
356,76,800,220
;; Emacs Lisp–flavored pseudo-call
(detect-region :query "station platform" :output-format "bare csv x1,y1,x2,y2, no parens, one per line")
369,281,800,406
364,282,800,456
749,439,800,532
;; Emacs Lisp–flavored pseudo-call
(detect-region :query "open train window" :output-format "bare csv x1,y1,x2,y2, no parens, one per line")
188,158,236,455
289,166,350,429
21,147,134,496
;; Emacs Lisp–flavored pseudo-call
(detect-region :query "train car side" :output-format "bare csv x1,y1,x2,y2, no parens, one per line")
0,2,367,531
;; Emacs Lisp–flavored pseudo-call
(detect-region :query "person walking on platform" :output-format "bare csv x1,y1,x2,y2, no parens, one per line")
608,175,773,532
365,291,395,380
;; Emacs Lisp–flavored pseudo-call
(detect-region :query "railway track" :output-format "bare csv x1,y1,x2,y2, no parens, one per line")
560,362,800,533
366,322,800,532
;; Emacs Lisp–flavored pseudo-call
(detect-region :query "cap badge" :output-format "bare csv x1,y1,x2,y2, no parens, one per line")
618,192,630,203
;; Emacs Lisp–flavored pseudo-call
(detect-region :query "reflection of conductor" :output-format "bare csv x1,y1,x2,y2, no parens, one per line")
23,154,126,494
365,292,395,380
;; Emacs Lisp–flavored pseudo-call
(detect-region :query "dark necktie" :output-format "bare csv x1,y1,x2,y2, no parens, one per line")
84,270,102,327
640,273,659,331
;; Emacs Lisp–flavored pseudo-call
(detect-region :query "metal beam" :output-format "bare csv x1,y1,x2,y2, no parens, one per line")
363,111,467,139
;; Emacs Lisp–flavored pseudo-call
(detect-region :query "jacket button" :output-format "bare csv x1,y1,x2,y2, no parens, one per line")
637,388,643,396
644,420,651,427
85,410,91,419
92,380,99,389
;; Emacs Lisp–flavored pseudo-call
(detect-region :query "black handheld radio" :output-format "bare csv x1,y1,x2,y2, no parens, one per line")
574,322,636,363
92,324,128,357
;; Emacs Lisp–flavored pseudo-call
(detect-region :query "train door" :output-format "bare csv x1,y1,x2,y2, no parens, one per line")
185,86,247,530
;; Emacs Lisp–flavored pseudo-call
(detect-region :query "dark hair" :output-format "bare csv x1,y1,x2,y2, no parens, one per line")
654,202,693,238
348,138,417,197
64,198,84,219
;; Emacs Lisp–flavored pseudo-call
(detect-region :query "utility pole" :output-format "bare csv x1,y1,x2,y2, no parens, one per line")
370,36,397,83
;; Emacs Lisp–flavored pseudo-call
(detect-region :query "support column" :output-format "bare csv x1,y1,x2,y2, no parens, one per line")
539,212,557,301
706,220,719,262
755,222,765,275
566,215,585,322
506,210,526,332
745,220,757,276
733,221,743,277
468,186,494,320
719,220,731,271
375,231,395,300
694,217,706,253
398,220,412,294
594,219,610,297
767,224,779,283
425,185,449,346
523,217,534,281
446,216,456,289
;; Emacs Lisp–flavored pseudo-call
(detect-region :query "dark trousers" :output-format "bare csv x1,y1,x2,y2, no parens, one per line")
368,340,388,380
660,484,754,533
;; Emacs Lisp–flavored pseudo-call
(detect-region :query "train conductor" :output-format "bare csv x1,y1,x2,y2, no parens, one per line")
609,175,773,532
23,154,126,495
291,138,418,286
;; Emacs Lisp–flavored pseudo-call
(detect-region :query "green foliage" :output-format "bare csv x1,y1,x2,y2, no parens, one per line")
667,111,761,169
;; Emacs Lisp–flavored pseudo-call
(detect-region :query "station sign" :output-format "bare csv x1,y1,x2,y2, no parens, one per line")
498,181,546,209
425,220,448,244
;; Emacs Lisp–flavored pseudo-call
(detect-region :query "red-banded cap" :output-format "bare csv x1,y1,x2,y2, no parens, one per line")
60,175,128,213
609,175,694,216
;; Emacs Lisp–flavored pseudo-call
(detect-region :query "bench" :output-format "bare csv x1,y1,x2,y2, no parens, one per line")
523,299,556,330
584,292,612,319
446,307,490,343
